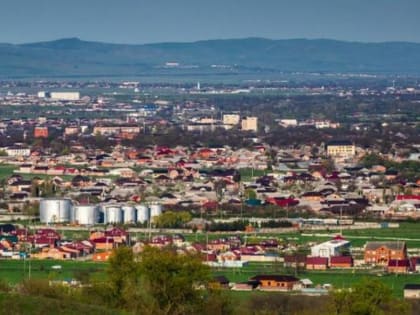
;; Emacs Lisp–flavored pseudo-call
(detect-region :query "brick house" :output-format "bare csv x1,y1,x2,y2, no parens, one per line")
364,241,407,265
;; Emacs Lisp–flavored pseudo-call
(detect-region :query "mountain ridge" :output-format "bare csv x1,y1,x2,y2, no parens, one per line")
1,37,420,77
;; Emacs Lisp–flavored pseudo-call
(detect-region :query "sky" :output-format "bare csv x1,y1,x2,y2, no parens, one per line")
2,0,420,44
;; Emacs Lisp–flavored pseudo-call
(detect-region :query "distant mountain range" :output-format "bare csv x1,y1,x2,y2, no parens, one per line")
1,37,420,78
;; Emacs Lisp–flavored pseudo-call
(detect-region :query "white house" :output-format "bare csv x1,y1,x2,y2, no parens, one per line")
4,146,31,157
311,237,351,258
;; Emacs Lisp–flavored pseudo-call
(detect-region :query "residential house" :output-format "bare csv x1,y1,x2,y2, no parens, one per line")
364,241,407,265
330,256,353,268
310,237,351,259
306,257,328,270
249,275,300,291
283,254,306,268
32,247,71,260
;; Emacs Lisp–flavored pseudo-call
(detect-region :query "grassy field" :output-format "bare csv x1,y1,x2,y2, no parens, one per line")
0,258,419,298
239,168,268,181
0,164,17,180
213,262,420,297
0,259,106,284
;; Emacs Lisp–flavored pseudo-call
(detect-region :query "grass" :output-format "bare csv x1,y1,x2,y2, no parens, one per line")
0,259,106,284
213,262,420,297
239,168,268,181
179,222,420,248
0,257,419,298
0,164,17,180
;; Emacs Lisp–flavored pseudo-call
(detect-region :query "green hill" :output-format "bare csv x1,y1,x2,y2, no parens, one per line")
2,37,420,77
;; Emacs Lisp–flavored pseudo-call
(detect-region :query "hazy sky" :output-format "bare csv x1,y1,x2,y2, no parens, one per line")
2,0,420,44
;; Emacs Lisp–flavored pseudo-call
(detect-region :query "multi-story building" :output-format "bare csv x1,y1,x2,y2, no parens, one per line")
34,126,48,138
38,91,80,101
364,241,407,265
241,117,258,132
223,114,240,125
326,140,355,157
93,126,140,136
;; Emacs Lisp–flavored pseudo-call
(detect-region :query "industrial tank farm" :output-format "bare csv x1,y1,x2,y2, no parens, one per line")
71,205,99,225
38,199,158,225
39,199,72,224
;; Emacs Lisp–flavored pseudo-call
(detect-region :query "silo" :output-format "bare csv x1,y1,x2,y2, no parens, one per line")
149,204,162,219
103,205,122,224
122,206,136,223
135,205,149,224
40,198,72,224
72,205,99,225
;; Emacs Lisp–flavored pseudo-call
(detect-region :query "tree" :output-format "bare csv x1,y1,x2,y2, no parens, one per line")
138,246,211,315
107,246,141,309
101,246,215,315
154,211,192,228
329,278,410,315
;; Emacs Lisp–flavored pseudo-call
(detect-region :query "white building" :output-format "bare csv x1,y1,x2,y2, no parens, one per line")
50,92,80,101
38,91,80,101
241,117,258,132
310,238,351,258
223,114,240,125
279,119,298,127
4,146,31,157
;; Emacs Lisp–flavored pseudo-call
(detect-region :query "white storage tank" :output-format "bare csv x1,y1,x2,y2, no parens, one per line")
149,204,162,219
72,205,99,225
40,198,72,224
103,205,122,224
135,205,149,224
122,206,136,223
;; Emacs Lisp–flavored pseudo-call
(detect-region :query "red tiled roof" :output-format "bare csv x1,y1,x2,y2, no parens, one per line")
388,259,410,267
330,256,353,264
306,257,328,265
92,237,114,243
